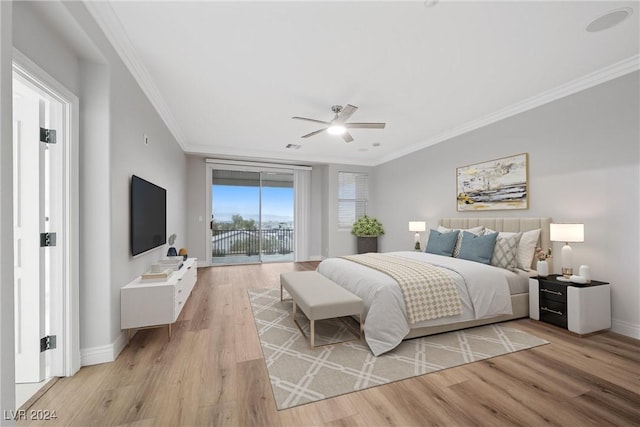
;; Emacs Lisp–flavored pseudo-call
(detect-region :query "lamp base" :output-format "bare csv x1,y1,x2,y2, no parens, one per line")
561,267,573,279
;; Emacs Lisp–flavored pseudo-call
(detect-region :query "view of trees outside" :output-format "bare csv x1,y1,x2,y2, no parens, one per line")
211,184,294,261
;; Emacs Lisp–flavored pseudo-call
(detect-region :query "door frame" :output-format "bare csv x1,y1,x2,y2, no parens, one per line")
12,49,80,378
205,159,311,267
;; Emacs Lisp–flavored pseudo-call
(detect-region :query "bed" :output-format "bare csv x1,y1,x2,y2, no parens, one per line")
317,217,551,356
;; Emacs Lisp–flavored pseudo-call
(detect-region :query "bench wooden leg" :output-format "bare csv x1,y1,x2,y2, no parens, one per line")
310,320,315,349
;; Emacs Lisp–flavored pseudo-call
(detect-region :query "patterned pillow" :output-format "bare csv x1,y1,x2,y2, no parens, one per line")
484,228,541,271
438,225,484,257
490,232,521,271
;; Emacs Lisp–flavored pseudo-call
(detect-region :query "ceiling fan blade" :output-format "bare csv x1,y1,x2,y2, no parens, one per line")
342,132,354,143
337,104,358,122
292,116,330,125
344,122,386,129
301,128,327,138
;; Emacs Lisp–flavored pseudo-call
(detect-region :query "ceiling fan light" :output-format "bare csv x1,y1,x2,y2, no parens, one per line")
327,125,346,135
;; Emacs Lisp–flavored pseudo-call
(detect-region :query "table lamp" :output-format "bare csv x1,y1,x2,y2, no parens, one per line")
550,223,584,281
409,221,426,250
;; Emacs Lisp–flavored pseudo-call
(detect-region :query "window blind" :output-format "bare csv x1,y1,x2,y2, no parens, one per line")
338,172,368,228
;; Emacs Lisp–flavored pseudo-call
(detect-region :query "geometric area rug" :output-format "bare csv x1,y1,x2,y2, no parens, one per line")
248,288,549,410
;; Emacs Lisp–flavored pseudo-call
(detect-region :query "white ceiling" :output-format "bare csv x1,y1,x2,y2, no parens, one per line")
85,1,639,166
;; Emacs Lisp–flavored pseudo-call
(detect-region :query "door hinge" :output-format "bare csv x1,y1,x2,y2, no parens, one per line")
40,232,57,247
40,335,57,352
40,127,57,144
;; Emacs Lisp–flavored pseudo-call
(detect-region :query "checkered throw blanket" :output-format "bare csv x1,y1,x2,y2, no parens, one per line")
342,253,461,324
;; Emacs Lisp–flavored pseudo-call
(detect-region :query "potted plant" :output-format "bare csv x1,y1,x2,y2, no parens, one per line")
351,215,385,254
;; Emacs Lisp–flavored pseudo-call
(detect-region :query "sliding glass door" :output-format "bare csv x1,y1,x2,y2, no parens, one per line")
211,168,294,265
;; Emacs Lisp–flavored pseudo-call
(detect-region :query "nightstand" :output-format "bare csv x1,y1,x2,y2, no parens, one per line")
529,275,611,334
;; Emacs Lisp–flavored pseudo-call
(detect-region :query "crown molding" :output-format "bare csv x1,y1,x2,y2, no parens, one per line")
83,1,187,149
185,144,377,167
79,2,638,166
375,54,640,166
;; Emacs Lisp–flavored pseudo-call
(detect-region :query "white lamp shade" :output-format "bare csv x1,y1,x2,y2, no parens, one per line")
550,223,584,243
409,221,426,232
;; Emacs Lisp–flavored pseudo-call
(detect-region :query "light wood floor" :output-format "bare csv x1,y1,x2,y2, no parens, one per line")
19,262,640,426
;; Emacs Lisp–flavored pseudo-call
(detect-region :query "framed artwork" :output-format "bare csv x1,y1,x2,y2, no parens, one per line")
456,153,529,211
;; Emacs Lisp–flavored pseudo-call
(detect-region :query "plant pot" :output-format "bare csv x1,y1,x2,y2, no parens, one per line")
357,236,378,254
536,260,549,278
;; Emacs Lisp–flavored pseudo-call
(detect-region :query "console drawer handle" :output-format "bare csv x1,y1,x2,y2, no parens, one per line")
541,288,562,296
541,306,563,316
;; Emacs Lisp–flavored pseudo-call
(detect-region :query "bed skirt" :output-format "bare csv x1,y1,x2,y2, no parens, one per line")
404,292,529,339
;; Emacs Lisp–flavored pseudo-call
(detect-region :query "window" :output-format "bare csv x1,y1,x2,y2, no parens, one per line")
338,172,368,228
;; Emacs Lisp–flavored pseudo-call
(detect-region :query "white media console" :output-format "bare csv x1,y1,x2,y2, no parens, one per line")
121,257,197,342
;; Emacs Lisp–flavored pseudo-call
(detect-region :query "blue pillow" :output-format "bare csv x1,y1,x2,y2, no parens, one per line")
457,231,499,264
425,229,460,257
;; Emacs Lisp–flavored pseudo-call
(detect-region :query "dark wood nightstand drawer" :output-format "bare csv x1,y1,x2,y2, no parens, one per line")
538,280,567,303
540,299,568,329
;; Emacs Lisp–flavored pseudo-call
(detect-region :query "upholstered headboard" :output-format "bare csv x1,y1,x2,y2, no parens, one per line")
439,217,552,270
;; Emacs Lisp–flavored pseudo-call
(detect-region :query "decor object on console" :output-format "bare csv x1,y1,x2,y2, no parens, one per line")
550,223,584,281
166,233,178,256
535,247,552,277
456,153,529,211
351,215,384,254
409,221,426,250
578,265,591,283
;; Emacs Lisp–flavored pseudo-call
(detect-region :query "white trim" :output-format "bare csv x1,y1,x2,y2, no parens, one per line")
1,0,16,415
294,169,311,262
377,54,640,165
80,332,128,367
12,49,81,377
611,318,640,340
82,1,187,150
206,158,312,171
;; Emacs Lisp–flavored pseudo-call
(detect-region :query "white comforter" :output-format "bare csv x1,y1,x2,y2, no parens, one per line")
316,251,512,356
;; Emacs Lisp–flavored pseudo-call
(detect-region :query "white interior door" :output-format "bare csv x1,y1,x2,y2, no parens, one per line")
13,76,63,384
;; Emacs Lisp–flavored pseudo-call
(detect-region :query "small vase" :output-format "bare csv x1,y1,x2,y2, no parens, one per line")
579,265,591,283
537,260,549,277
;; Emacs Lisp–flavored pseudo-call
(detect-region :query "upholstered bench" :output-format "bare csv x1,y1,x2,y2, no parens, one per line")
280,271,364,348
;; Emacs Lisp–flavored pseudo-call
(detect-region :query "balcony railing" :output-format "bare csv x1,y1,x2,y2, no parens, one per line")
212,228,294,257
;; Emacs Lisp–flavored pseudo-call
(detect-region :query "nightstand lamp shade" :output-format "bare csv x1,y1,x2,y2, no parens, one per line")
409,221,426,250
550,223,584,279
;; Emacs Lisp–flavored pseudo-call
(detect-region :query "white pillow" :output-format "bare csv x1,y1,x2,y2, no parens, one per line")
438,225,485,257
485,228,540,271
518,229,541,270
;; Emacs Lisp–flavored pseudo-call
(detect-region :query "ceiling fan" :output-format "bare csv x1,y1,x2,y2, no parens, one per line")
292,104,386,143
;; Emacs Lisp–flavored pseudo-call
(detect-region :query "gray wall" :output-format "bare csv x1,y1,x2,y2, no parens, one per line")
13,2,189,359
372,72,640,337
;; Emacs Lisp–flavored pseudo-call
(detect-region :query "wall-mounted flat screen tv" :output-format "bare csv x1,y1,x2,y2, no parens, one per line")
130,175,166,256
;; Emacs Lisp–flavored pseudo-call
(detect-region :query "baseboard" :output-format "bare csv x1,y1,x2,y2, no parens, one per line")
80,331,129,366
611,318,640,339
